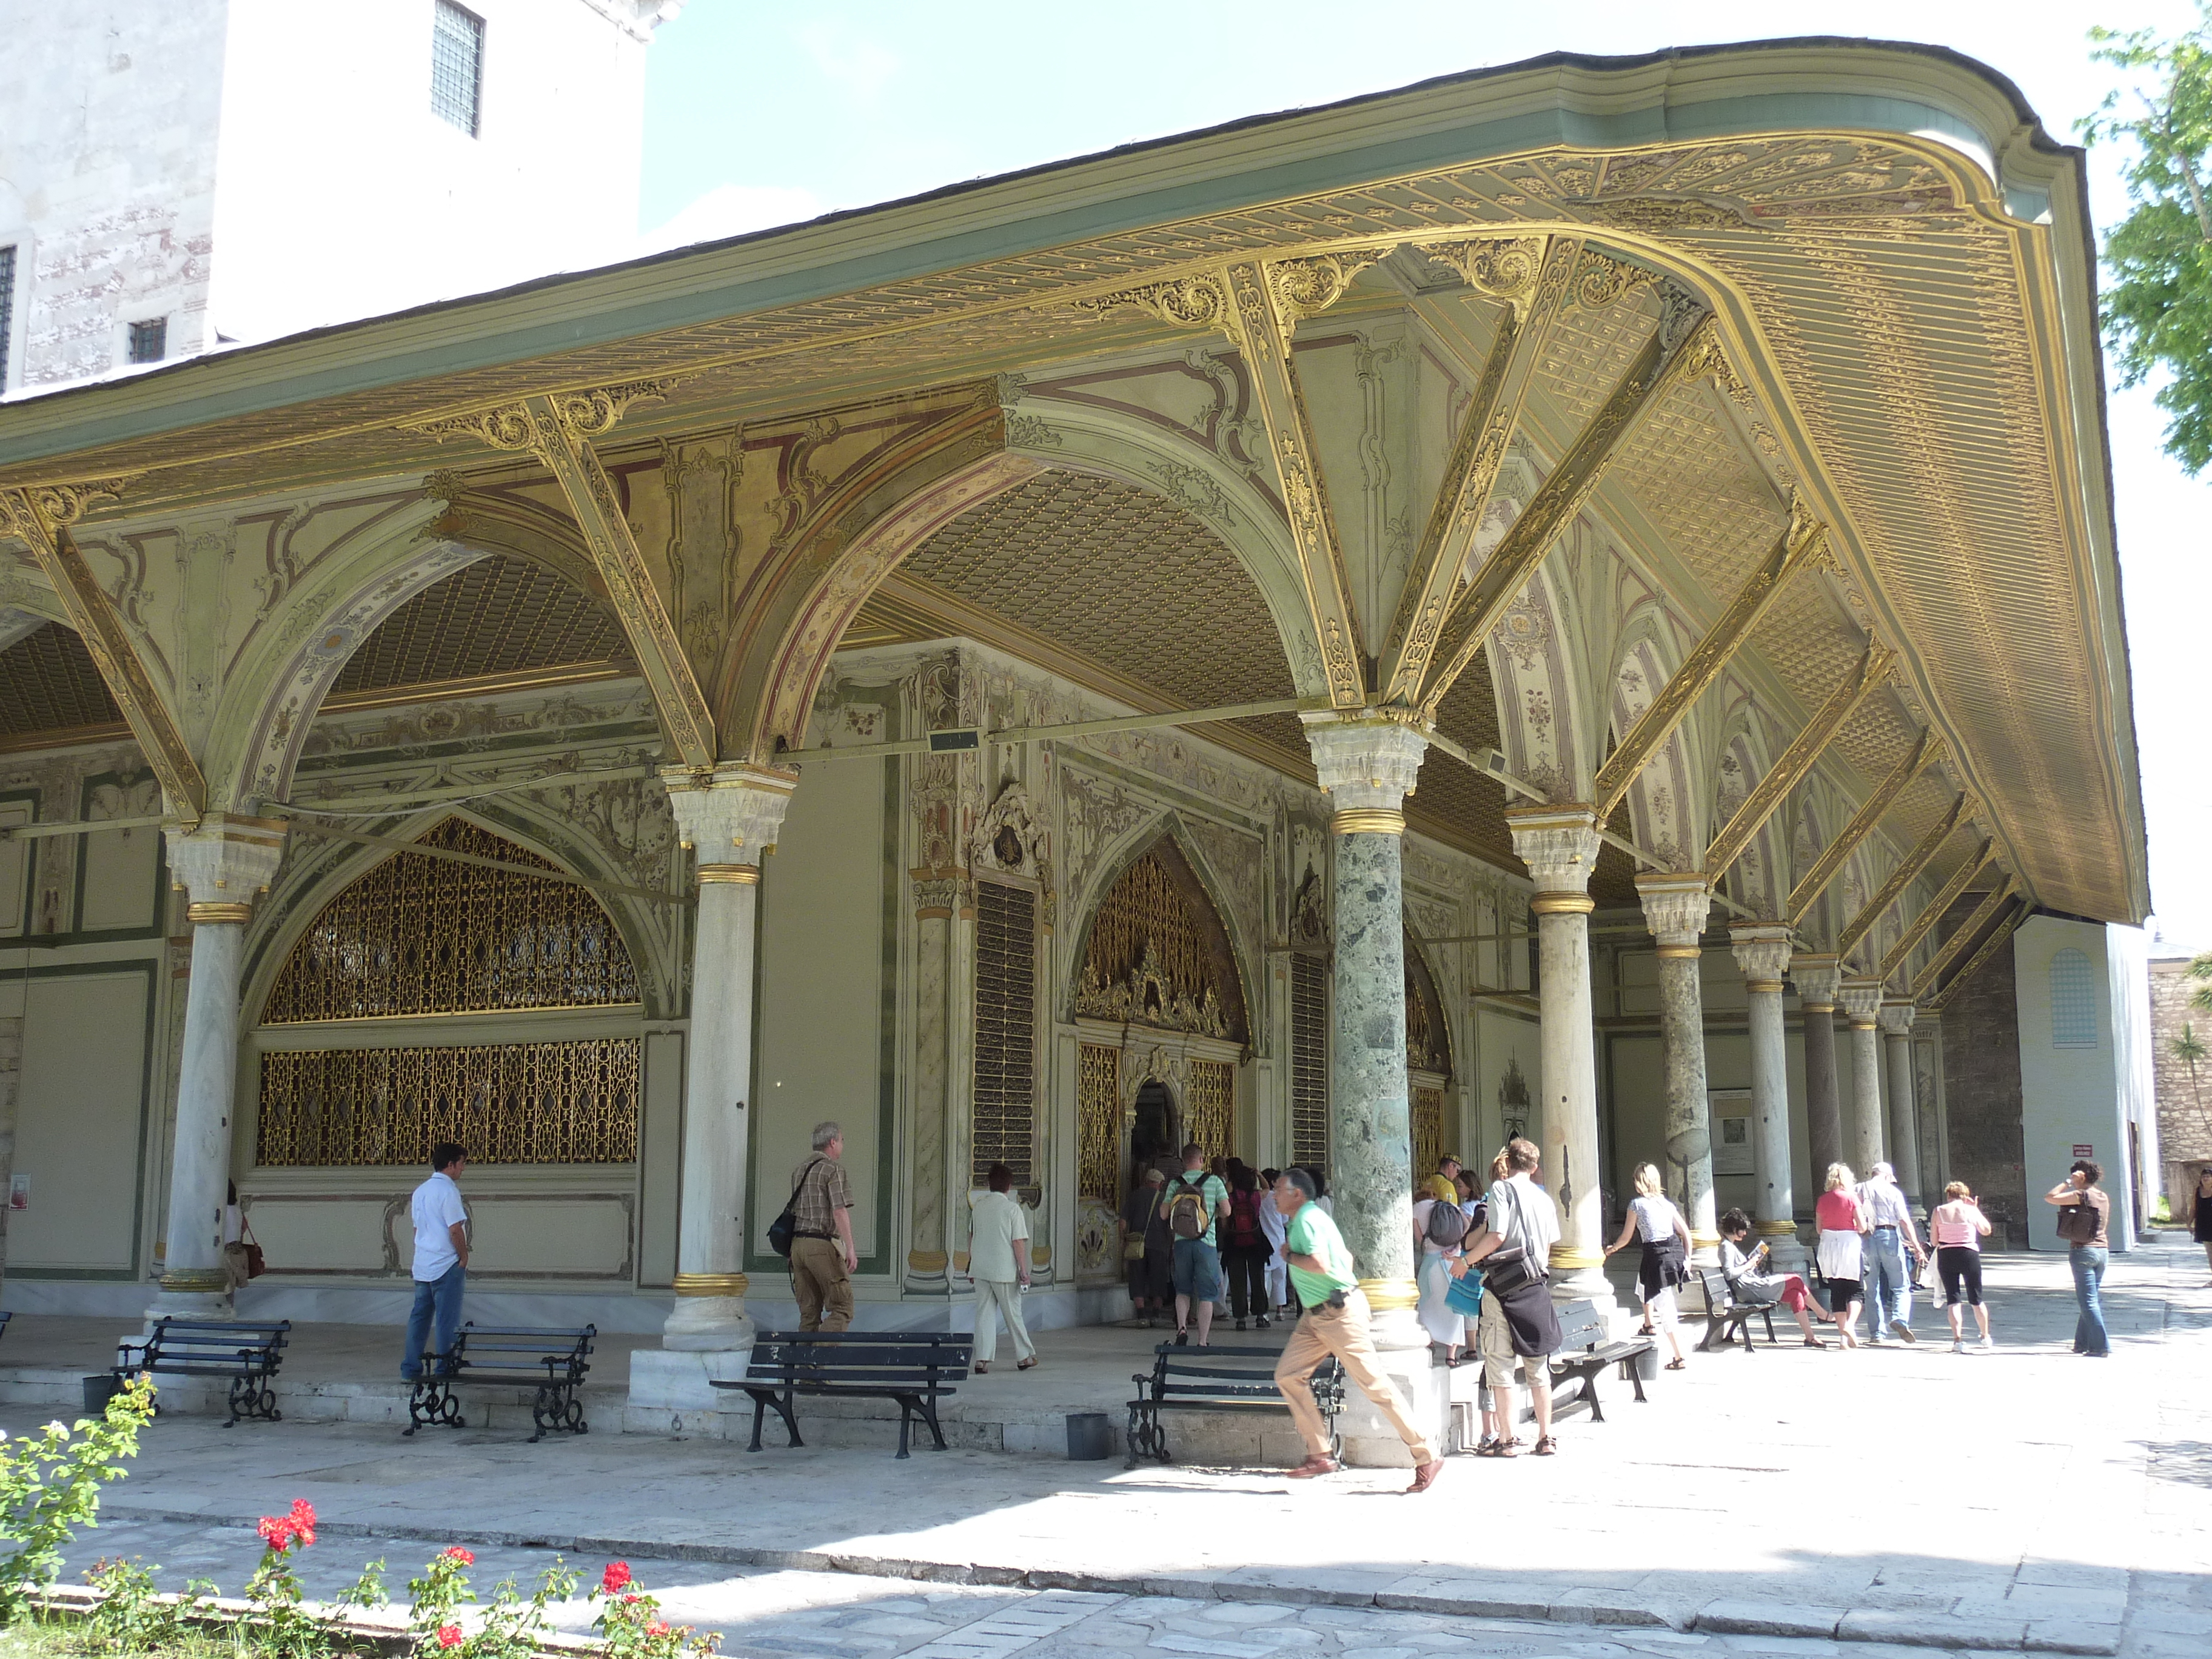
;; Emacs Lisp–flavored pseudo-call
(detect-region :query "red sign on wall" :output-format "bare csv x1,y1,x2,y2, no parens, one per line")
2072,1144,2095,1159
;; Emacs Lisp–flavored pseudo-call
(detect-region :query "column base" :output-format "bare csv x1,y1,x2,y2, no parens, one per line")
1357,1279,1424,1352
662,1293,756,1353
1755,1221,1810,1275
143,1282,233,1325
625,1348,751,1436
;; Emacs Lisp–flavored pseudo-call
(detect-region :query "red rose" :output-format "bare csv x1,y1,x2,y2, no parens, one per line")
437,1623,464,1649
442,1547,476,1566
287,1499,317,1548
602,1561,632,1593
256,1517,293,1550
646,1621,671,1639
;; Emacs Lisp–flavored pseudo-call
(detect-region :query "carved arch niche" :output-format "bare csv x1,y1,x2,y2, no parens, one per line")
1404,931,1453,1182
1070,834,1250,1287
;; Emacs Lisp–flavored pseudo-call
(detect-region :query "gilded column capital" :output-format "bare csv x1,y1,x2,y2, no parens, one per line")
1637,872,1711,949
1728,922,1792,990
1792,953,1842,1010
1877,1001,1918,1038
661,762,797,868
1504,804,1600,897
1837,979,1885,1028
911,870,967,919
1301,714,1428,828
166,813,289,913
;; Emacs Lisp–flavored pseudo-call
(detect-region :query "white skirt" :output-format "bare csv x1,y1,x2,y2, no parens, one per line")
1817,1228,1864,1281
1416,1250,1463,1346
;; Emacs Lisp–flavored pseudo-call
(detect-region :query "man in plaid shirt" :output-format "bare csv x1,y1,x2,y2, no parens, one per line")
788,1120,857,1332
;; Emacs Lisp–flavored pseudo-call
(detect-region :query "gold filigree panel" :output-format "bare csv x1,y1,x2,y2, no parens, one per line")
330,554,629,697
1412,1084,1446,1184
1078,1042,1121,1204
256,1037,639,1166
1404,939,1452,1077
1185,1058,1235,1163
972,878,1038,1187
0,622,121,737
1534,293,1660,431
905,472,1296,719
1290,952,1329,1174
1076,840,1247,1042
261,818,638,1023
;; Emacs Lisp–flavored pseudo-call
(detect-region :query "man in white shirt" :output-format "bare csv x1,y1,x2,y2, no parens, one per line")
1855,1161,1924,1344
401,1142,470,1379
1455,1138,1563,1454
967,1163,1036,1373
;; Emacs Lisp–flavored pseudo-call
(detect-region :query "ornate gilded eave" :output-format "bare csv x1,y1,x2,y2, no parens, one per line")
0,39,2141,922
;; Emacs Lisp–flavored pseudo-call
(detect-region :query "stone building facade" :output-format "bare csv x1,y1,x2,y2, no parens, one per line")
2150,956,2212,1224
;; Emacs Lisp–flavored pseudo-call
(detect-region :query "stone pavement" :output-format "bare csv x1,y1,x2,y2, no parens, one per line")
6,1244,2206,1659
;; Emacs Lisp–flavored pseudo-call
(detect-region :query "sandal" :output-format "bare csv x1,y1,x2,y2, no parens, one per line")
1017,1358,1038,1370
1475,1438,1518,1457
1803,1336,1827,1349
1532,1436,1558,1456
1664,1358,1686,1371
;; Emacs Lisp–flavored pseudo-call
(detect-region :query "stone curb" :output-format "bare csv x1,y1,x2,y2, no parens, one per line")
102,1507,2125,1654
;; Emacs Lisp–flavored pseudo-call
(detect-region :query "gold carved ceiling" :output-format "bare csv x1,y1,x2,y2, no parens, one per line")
0,69,2138,919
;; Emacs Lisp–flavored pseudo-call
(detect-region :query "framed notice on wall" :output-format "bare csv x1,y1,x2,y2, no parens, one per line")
1709,1089,1755,1176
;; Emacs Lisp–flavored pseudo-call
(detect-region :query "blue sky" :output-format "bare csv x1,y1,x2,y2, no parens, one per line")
638,1,2210,950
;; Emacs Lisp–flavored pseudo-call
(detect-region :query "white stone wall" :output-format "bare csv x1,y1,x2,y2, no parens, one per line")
2013,914,2139,1250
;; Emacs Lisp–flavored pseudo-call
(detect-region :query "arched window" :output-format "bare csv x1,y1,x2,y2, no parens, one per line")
2049,948,2098,1048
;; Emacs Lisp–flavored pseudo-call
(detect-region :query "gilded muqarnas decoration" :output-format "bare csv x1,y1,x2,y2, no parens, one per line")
1075,940,1232,1039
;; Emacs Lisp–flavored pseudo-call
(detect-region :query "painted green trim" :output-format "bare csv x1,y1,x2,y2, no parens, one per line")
869,754,899,1276
0,46,2064,472
7,956,159,1281
69,772,168,942
0,788,37,939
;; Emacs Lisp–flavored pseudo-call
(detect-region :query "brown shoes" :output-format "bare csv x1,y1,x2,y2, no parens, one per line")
1285,1454,1339,1479
1406,1458,1444,1493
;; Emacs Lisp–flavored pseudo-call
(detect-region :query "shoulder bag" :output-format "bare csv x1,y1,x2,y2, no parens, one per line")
1478,1181,1546,1298
2056,1199,2100,1245
766,1157,825,1259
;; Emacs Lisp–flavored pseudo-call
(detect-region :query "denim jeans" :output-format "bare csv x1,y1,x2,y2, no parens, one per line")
2070,1245,2110,1355
402,1262,466,1378
1864,1227,1909,1331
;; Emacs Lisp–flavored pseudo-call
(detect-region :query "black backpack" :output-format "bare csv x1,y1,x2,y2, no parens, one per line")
767,1158,825,1258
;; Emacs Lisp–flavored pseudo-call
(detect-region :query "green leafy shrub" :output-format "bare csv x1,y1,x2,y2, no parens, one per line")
0,1375,157,1623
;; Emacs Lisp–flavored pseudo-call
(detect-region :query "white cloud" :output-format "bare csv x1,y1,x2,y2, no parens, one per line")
638,184,830,254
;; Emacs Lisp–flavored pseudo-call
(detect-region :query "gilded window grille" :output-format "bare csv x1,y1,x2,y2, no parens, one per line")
262,818,637,1024
971,879,1037,1187
1185,1059,1235,1163
256,1037,640,1167
1074,843,1245,1041
1078,1043,1121,1204
1290,952,1329,1173
1412,1085,1445,1185
1404,936,1452,1077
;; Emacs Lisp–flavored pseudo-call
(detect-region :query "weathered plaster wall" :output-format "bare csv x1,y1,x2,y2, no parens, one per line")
2150,956,2212,1221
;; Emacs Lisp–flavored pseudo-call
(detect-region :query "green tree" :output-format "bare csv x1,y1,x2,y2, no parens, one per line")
2082,7,2212,471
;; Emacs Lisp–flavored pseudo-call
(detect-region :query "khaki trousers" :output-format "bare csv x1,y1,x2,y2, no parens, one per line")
1272,1289,1436,1464
972,1278,1034,1364
791,1236,853,1332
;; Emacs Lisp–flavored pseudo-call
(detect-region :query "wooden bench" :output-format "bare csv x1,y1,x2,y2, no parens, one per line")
1695,1269,1779,1352
713,1331,971,1459
1126,1344,1345,1469
1541,1299,1652,1422
114,1318,290,1427
405,1322,595,1443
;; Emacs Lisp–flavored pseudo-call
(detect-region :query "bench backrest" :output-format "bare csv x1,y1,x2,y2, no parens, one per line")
126,1319,291,1368
455,1322,595,1377
1699,1269,1737,1313
748,1331,971,1390
1148,1344,1344,1397
1552,1298,1604,1354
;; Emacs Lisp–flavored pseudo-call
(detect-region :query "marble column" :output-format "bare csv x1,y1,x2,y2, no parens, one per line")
1637,873,1718,1264
1302,716,1426,1342
657,763,795,1353
904,871,963,1293
1794,953,1845,1191
1838,979,1886,1177
0,1010,21,1289
1729,924,1808,1272
1504,804,1615,1318
151,814,289,1321
1879,1002,1921,1201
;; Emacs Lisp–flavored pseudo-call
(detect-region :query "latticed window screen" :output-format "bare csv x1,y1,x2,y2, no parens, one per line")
261,819,637,1023
971,880,1037,1187
257,1039,638,1166
1185,1059,1235,1162
2049,948,2098,1048
1078,1044,1121,1203
126,318,166,364
1290,953,1329,1173
430,0,485,135
1412,1085,1444,1184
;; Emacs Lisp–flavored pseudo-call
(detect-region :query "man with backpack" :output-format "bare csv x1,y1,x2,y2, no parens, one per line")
1221,1162,1273,1332
1157,1142,1228,1347
785,1121,857,1333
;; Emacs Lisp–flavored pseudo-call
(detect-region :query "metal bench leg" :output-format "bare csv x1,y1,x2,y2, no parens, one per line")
1124,1404,1146,1469
894,1398,913,1460
776,1389,803,1449
920,1397,949,1452
1624,1358,1648,1404
1585,1372,1606,1423
747,1394,768,1453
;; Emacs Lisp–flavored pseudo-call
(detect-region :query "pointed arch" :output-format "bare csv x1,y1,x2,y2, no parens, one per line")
1605,595,1703,870
1708,692,1788,916
1067,823,1250,1047
1403,928,1452,1079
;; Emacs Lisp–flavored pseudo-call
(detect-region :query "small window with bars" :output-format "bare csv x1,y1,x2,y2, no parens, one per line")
2049,947,2098,1048
0,245,15,388
971,879,1037,1188
431,1,485,136
1290,952,1329,1174
126,318,166,364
